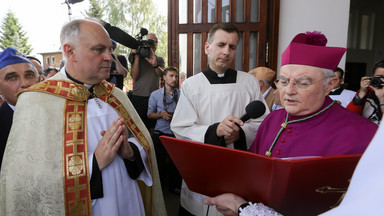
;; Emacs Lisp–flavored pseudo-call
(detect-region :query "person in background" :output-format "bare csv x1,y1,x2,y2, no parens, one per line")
26,56,44,81
171,23,267,216
129,33,165,133
179,71,186,86
204,30,378,216
0,19,166,216
271,87,284,111
328,67,356,107
59,59,65,70
0,47,40,170
248,67,276,111
110,40,129,78
148,66,182,194
347,59,384,124
105,40,129,90
43,66,59,79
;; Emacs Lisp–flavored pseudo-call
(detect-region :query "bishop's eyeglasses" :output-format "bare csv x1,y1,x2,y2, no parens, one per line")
274,77,324,90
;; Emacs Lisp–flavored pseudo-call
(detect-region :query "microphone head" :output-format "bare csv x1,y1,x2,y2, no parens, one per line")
245,100,266,119
140,27,148,36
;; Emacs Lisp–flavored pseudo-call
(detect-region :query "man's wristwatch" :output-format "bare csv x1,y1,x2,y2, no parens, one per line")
238,202,251,215
153,64,159,68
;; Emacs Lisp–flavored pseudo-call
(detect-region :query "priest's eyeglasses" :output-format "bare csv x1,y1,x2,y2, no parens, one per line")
274,77,323,90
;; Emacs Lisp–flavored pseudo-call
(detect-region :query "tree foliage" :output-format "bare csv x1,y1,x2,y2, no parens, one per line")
86,0,168,66
0,11,32,54
85,0,105,20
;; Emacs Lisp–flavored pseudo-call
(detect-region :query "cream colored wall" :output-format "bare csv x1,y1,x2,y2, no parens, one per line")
277,0,350,73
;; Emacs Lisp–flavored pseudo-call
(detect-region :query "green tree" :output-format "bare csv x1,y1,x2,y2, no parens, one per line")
86,0,106,20
0,11,32,54
105,0,168,64
85,0,168,87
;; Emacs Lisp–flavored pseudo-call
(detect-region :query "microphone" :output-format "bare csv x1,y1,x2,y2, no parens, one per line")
240,100,266,122
102,22,140,49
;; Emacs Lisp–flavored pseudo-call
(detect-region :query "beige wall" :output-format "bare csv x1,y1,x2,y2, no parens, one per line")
277,0,351,73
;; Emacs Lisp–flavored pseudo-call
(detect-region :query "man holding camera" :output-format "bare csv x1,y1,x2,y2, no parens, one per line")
129,33,165,132
107,40,128,89
347,59,384,124
147,66,182,194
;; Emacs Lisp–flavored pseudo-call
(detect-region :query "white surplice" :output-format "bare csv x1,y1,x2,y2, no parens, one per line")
329,88,356,108
87,98,151,216
171,71,268,216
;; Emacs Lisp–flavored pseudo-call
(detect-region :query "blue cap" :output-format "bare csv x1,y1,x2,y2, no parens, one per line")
0,47,33,71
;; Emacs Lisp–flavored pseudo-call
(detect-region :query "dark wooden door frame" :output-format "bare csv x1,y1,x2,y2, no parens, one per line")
168,0,280,77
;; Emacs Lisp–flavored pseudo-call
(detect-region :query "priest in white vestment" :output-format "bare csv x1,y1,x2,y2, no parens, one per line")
0,19,166,216
171,23,268,216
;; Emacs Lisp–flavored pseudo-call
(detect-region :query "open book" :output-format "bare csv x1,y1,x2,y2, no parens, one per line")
159,136,361,216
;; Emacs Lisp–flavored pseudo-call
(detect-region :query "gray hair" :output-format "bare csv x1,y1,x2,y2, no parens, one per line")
257,79,271,86
60,19,82,61
60,18,102,61
322,68,336,86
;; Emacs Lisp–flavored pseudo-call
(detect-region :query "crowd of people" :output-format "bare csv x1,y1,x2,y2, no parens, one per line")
0,18,383,216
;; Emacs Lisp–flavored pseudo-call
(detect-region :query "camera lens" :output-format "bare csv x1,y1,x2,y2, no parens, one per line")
370,76,383,88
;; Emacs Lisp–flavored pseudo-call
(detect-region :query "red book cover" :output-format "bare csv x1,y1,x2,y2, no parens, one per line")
159,136,361,216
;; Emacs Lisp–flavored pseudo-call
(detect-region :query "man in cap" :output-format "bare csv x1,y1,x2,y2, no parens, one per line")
0,19,166,216
204,31,378,215
0,47,39,169
248,67,276,111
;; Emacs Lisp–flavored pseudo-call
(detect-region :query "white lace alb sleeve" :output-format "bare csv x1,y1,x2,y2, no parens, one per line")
239,202,283,216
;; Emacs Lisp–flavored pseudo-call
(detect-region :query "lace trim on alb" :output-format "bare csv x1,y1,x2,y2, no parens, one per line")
239,202,283,216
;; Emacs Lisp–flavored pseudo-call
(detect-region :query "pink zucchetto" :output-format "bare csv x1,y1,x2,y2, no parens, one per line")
281,31,346,70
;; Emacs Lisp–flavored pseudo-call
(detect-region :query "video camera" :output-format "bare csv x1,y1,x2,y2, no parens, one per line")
134,28,155,59
102,21,153,59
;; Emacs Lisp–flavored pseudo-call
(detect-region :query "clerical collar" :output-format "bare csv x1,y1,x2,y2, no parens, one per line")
202,66,237,84
65,70,93,89
65,70,83,85
329,87,343,95
64,70,99,102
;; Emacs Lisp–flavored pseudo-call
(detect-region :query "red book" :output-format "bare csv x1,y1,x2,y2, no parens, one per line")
159,136,361,216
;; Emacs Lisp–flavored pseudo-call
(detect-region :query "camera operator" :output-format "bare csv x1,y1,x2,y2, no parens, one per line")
129,33,165,132
347,59,384,124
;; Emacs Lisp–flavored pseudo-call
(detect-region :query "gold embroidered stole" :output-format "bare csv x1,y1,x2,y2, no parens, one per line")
24,80,152,216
